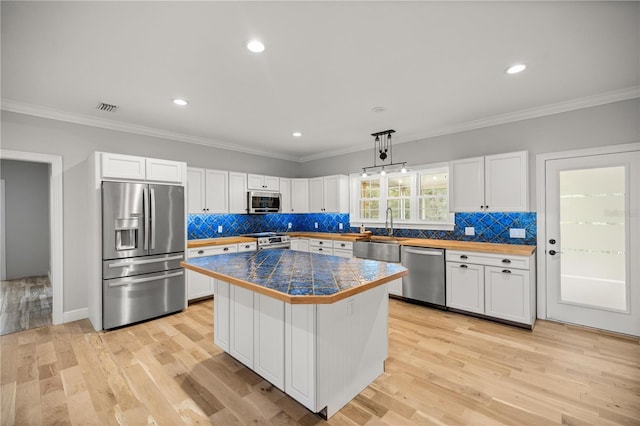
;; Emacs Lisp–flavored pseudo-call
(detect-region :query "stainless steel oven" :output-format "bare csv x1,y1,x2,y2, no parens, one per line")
242,232,291,249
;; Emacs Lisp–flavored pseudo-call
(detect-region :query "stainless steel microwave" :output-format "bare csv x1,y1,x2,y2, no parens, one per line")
248,191,281,214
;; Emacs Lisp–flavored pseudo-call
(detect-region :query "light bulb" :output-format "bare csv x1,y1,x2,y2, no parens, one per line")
362,170,367,178
401,165,407,173
380,168,386,176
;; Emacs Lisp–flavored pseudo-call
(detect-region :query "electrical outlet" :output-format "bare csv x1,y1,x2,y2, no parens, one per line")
465,227,475,236
510,228,526,238
287,222,292,229
314,222,318,229
217,225,223,233
339,223,343,230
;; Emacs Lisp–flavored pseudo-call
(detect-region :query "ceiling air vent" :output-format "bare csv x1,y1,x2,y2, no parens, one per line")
96,102,118,112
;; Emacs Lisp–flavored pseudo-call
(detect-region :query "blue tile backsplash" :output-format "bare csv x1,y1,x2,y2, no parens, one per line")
188,212,536,246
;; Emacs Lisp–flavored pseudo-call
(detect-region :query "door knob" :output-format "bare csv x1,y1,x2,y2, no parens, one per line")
549,239,556,244
549,249,560,255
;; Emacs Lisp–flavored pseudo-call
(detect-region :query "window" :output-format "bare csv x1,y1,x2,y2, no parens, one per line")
387,176,412,220
359,178,380,220
351,163,454,231
419,170,449,221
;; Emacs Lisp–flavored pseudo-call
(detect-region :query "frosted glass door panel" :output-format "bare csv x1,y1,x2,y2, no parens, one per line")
558,167,626,311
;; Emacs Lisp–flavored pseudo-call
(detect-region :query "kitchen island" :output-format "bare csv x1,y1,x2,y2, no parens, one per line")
182,249,407,418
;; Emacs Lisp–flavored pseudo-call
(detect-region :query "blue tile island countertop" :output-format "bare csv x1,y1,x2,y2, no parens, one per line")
182,249,408,304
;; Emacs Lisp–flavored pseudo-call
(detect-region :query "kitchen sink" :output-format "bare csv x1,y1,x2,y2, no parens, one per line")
353,240,401,262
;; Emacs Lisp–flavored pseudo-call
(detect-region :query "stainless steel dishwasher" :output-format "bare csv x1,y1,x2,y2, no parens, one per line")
401,246,446,307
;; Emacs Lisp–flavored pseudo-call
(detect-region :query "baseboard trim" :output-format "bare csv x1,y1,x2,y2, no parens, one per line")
63,308,89,323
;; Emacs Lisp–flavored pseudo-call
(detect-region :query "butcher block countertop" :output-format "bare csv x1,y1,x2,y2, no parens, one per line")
187,236,256,248
187,232,536,256
182,249,407,304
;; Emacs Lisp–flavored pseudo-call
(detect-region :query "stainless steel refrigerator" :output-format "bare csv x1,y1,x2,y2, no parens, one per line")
102,181,185,329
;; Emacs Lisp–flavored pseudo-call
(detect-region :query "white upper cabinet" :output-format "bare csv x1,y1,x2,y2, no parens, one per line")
449,151,528,212
280,178,291,213
291,178,309,213
309,175,349,213
186,167,228,214
100,153,185,184
247,174,280,191
229,172,248,213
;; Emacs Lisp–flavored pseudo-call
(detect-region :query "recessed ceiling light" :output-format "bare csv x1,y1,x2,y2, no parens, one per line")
172,98,189,106
292,132,302,137
506,64,526,74
247,40,265,53
371,106,386,113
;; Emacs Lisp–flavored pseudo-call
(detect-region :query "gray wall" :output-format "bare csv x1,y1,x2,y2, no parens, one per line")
0,159,50,279
300,98,640,210
1,97,638,314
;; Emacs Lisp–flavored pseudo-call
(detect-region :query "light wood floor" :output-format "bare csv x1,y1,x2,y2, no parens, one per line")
0,276,52,336
1,298,638,425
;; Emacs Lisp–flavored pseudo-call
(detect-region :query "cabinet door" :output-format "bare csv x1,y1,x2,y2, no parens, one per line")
146,158,184,183
247,174,264,190
280,178,291,213
449,157,485,212
332,248,352,258
229,172,248,213
308,177,324,212
446,262,484,314
285,303,317,412
485,266,531,324
101,153,146,180
186,168,206,214
214,280,230,351
263,175,280,191
254,294,285,390
230,285,254,368
237,242,257,252
485,151,528,212
291,179,309,213
310,246,332,255
323,175,349,213
205,169,229,213
387,278,403,296
187,269,213,300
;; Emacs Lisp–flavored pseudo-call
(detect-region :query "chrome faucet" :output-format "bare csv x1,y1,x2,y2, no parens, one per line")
385,207,394,237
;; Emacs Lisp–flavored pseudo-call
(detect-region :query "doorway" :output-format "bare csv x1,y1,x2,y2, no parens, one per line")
0,149,63,327
537,144,639,336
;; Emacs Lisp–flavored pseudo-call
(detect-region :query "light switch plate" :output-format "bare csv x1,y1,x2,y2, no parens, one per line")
510,228,526,238
339,223,343,230
217,225,223,233
288,222,292,229
314,222,318,229
465,227,475,236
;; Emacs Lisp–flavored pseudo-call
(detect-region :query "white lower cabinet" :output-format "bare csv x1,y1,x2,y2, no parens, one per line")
445,250,536,327
332,241,353,258
309,238,333,255
187,243,253,300
229,285,255,367
254,294,285,390
387,278,403,297
290,238,310,252
285,303,316,407
446,262,485,314
214,280,230,351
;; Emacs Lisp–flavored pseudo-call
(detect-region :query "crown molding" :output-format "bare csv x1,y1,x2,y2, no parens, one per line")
3,86,638,164
297,86,640,162
0,99,300,162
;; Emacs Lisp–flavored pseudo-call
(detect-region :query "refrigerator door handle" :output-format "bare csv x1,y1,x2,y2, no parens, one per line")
143,187,149,250
150,187,156,250
108,270,184,287
107,254,184,268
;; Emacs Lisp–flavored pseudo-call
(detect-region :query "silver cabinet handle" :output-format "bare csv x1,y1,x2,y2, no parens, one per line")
108,270,184,287
108,254,184,268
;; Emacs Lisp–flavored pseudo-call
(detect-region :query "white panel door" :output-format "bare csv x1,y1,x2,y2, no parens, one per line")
280,178,291,213
309,177,324,212
446,262,484,314
229,172,248,213
485,151,528,212
449,157,484,212
291,179,309,213
186,168,206,213
545,151,639,336
484,266,529,324
214,280,230,351
254,294,285,390
230,285,255,367
285,303,316,411
205,169,228,213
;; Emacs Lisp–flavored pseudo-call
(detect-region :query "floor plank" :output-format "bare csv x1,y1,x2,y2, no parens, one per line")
0,276,52,336
0,298,638,425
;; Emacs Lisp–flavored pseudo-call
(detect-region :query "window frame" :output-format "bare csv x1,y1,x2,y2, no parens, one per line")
350,162,455,231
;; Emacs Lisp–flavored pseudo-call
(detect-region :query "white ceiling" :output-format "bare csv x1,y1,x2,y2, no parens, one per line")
2,1,638,162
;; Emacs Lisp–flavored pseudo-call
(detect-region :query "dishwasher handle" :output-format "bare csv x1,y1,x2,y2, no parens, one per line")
403,247,443,256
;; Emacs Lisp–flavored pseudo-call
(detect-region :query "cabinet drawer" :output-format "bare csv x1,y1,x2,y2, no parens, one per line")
332,248,353,258
446,250,530,269
309,239,333,248
310,246,332,255
187,244,238,258
333,241,353,250
237,242,257,252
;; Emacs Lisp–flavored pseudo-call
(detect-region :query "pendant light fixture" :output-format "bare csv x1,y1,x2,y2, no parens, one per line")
361,129,407,177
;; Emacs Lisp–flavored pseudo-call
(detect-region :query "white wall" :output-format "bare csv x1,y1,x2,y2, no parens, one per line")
0,111,300,313
299,98,640,210
0,159,50,279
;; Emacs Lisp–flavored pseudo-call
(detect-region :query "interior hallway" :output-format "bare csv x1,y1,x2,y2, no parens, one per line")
0,275,52,335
